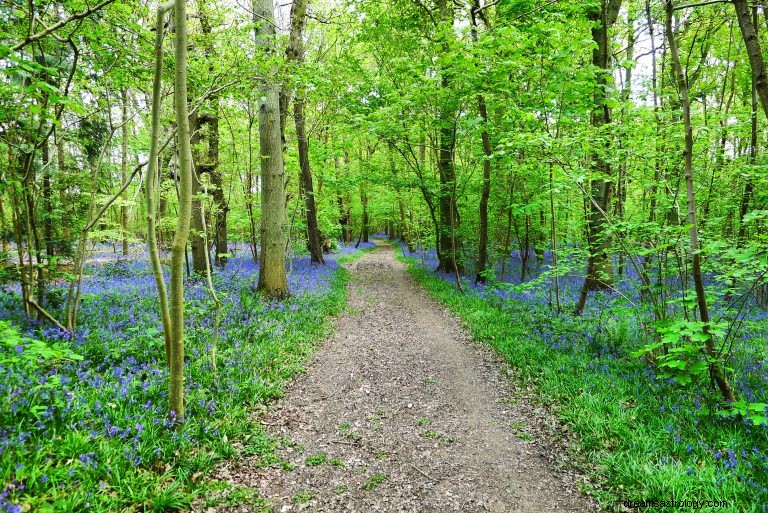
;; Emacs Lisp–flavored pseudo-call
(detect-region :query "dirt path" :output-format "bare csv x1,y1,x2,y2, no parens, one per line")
209,243,597,512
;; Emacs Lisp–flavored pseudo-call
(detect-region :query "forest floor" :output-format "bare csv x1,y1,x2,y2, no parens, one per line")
204,242,598,512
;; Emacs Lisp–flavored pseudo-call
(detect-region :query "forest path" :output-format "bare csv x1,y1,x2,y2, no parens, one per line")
208,242,597,513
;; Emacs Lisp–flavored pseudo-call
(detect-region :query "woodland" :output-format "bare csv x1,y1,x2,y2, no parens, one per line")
1,0,768,510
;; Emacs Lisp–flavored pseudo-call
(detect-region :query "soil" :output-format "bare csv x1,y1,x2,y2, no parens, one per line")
203,242,599,513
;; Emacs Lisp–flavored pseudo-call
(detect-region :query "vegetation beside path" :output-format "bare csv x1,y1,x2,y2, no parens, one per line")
0,243,375,512
400,251,768,513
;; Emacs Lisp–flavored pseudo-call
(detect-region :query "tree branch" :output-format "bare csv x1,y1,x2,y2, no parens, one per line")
13,0,118,51
673,0,730,10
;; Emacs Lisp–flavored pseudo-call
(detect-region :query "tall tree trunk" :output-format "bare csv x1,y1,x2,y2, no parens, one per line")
335,155,353,243
169,0,193,421
435,0,462,274
121,90,130,256
286,0,324,264
42,139,54,259
665,0,736,404
575,0,622,315
197,0,227,268
254,0,289,299
189,111,208,275
470,2,492,284
739,7,759,246
398,199,414,251
733,0,768,119
360,182,369,243
0,194,7,255
209,106,227,267
146,1,174,367
500,172,515,281
245,113,258,261
57,135,69,244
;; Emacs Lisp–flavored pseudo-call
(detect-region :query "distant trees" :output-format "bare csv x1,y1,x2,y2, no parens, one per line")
5,0,768,408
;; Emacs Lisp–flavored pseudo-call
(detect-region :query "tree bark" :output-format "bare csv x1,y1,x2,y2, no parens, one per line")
189,111,208,275
739,7,758,246
435,0,462,274
575,0,622,315
733,0,768,120
254,0,289,299
121,89,130,256
146,1,174,367
470,1,492,284
198,0,227,267
286,0,324,264
170,0,193,421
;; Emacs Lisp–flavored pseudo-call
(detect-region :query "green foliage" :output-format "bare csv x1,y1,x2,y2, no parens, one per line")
401,253,768,510
632,320,728,387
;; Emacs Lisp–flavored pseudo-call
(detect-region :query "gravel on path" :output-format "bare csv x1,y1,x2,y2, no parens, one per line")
205,243,599,513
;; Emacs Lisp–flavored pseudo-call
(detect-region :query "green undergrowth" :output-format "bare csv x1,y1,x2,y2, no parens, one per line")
2,246,374,513
400,254,767,513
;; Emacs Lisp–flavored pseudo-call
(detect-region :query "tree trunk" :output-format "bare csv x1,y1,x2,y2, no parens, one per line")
475,94,492,284
254,0,289,299
733,0,768,120
575,0,622,315
285,0,324,264
435,0,462,275
189,111,208,276
739,7,759,246
42,139,54,259
197,0,227,268
121,90,130,256
245,113,258,261
168,0,193,421
336,154,353,243
470,2,492,284
361,183,369,243
146,2,174,368
665,0,736,404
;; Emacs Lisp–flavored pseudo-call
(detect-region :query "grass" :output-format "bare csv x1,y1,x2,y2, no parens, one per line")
305,454,327,467
361,473,387,491
399,252,768,513
0,242,376,512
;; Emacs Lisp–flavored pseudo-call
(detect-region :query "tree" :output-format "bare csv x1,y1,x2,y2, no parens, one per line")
285,0,324,264
664,0,736,404
575,0,622,315
254,0,289,299
169,0,194,420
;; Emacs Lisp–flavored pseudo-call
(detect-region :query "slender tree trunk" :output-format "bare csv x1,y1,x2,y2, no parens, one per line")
197,0,227,268
56,135,69,244
575,0,622,315
147,2,174,366
361,182,369,243
475,94,492,283
666,0,736,404
285,0,324,264
42,139,54,259
254,0,289,299
549,163,560,312
435,0,462,274
739,8,758,246
245,113,258,261
121,90,130,256
0,194,7,254
500,172,515,281
169,0,193,421
189,111,208,275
